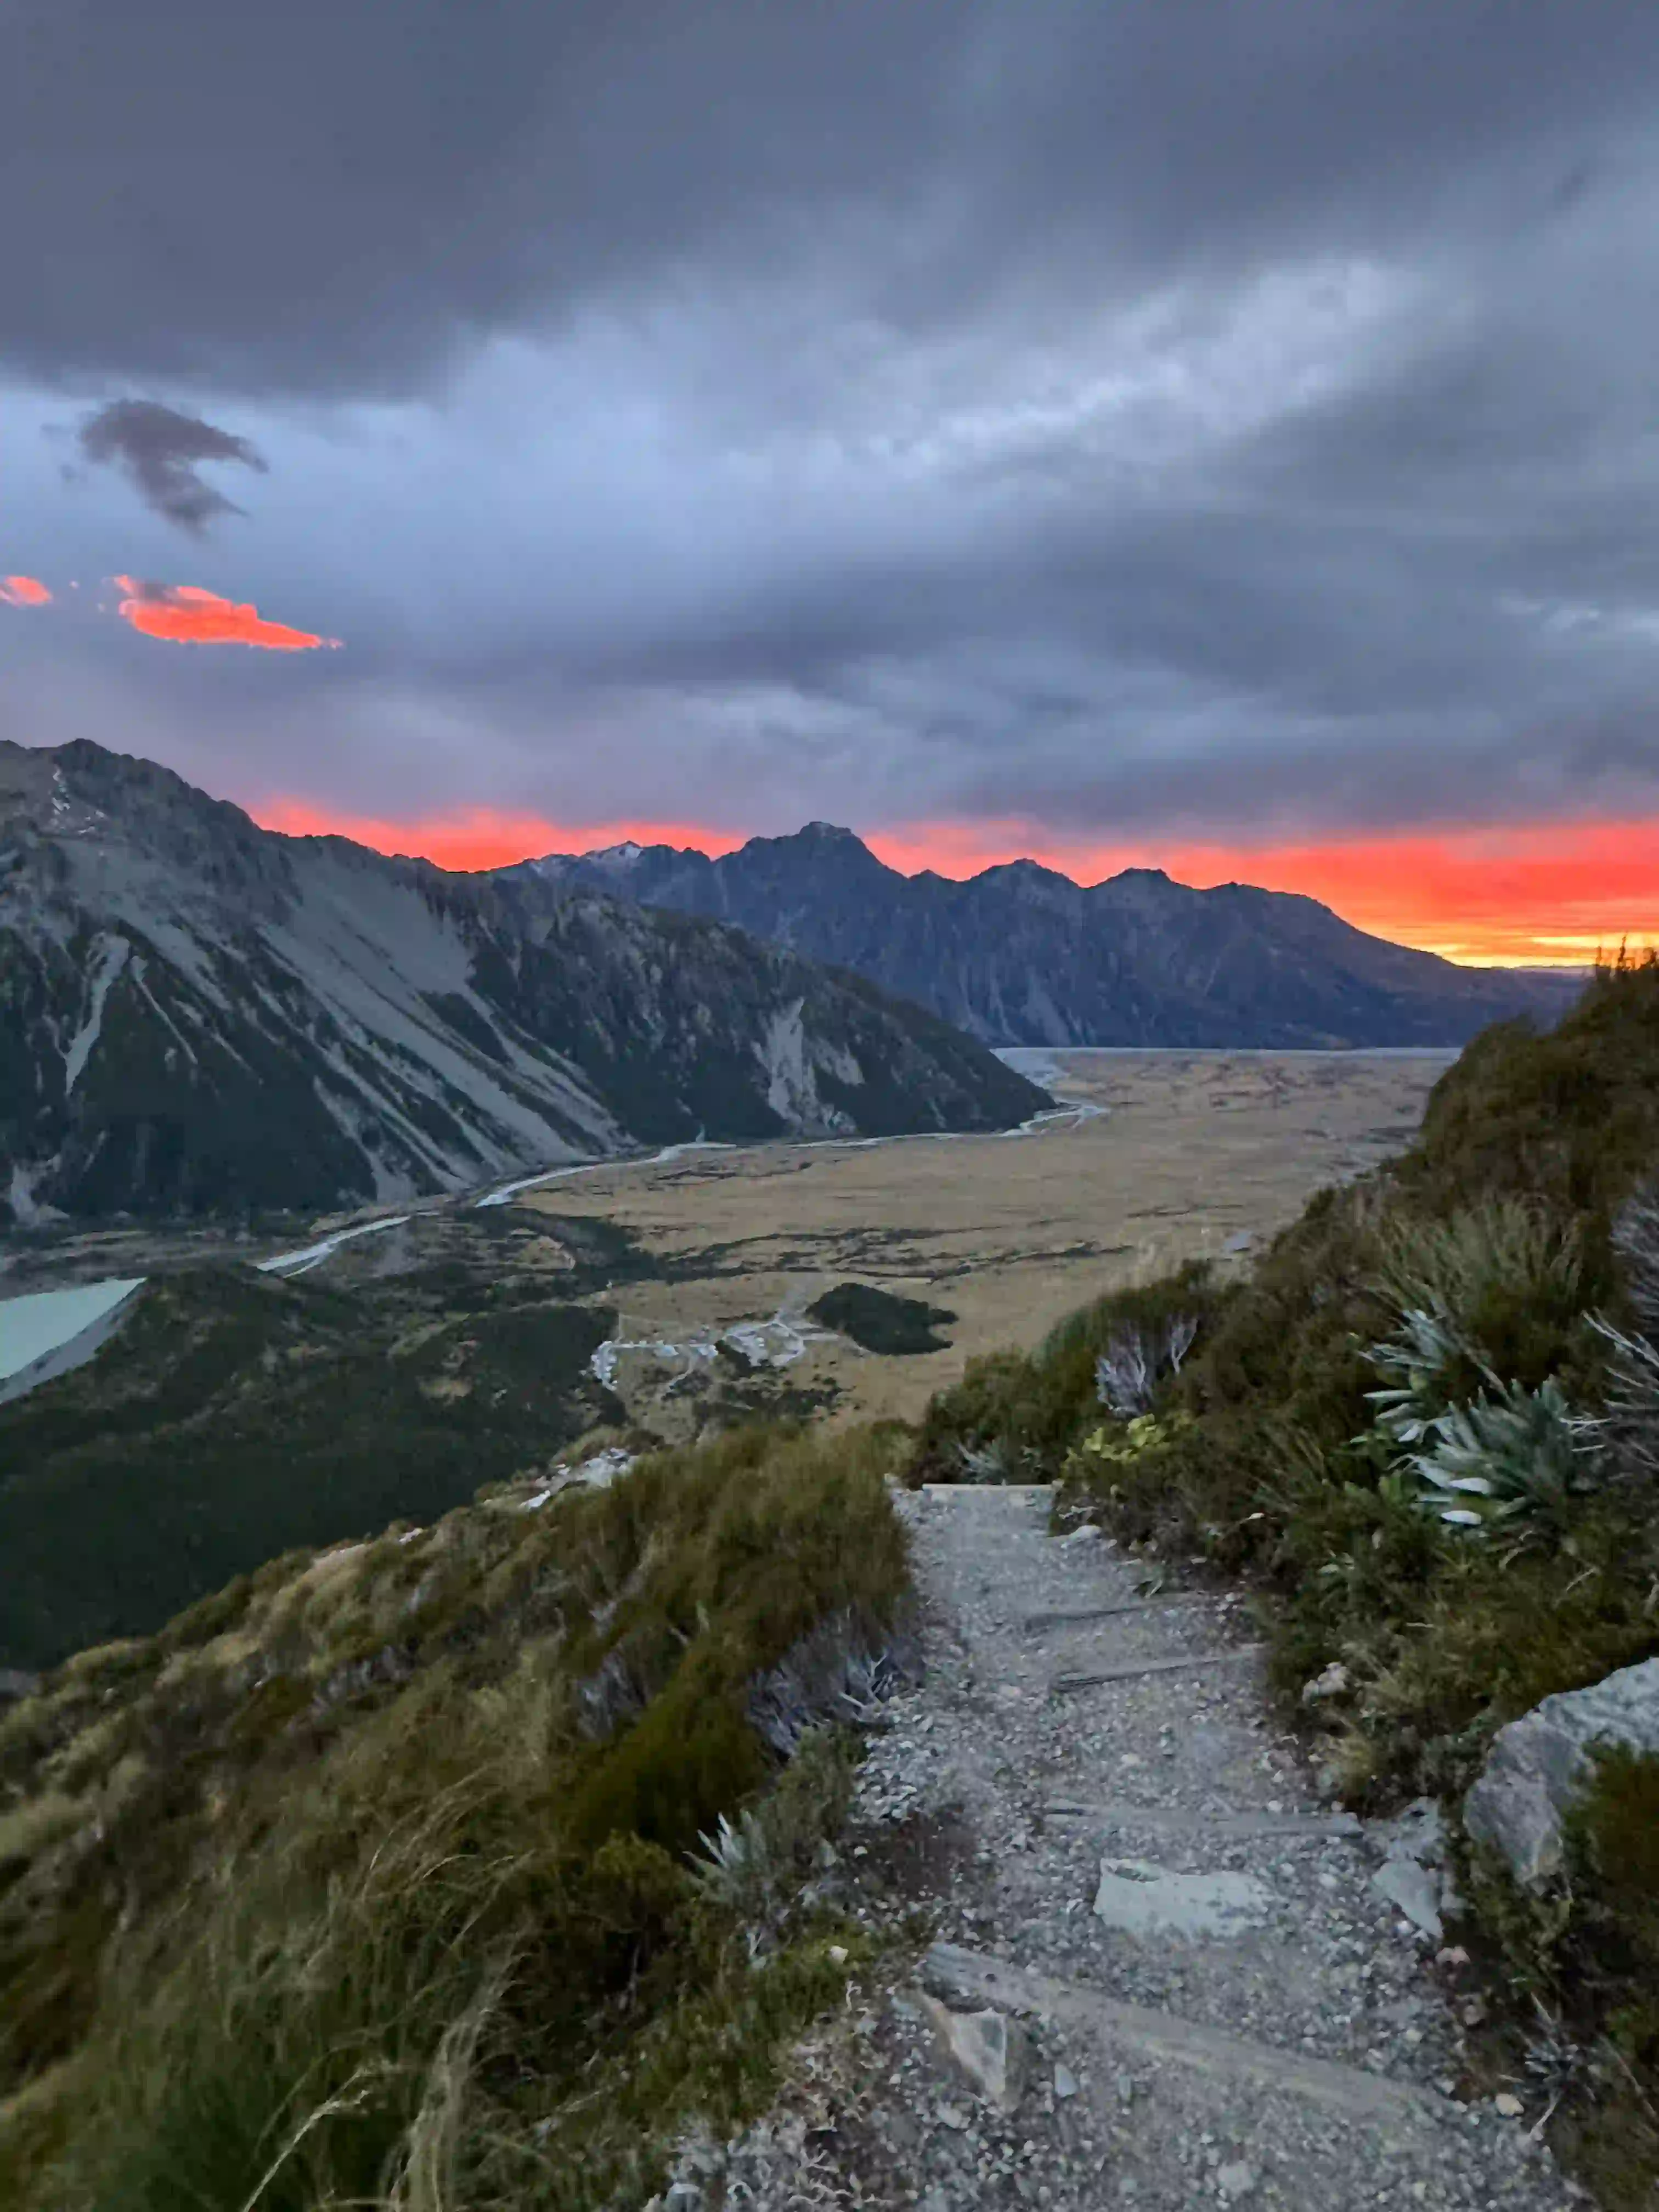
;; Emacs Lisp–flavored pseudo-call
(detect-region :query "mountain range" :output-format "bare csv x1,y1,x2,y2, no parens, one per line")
0,744,1045,1223
509,824,1582,1049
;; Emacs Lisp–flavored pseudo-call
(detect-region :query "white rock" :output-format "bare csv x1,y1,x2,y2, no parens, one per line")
921,1998,1030,2113
1372,1857,1444,1939
1301,1660,1351,1706
1369,1795,1462,1936
1463,1657,1659,1888
1092,1859,1273,1938
1494,2092,1525,2118
1374,1796,1448,1865
1216,2160,1258,2200
1053,2062,1080,2100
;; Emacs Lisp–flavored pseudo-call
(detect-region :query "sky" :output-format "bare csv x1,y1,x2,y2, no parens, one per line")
3,2,1658,964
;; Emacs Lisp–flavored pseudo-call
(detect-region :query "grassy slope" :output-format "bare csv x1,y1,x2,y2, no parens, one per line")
0,1422,911,2209
910,958,1659,2205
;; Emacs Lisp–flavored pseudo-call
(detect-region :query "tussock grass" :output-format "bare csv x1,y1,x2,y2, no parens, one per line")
0,1421,911,2209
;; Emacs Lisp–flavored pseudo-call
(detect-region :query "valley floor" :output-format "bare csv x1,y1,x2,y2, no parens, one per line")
0,1049,1455,1438
503,1048,1455,1434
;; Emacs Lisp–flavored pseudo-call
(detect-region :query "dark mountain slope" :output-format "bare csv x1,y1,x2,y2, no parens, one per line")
0,746,1046,1222
512,822,1580,1048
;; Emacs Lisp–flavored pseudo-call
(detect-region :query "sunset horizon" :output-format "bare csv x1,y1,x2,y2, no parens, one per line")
7,4,1657,993
253,792,1652,970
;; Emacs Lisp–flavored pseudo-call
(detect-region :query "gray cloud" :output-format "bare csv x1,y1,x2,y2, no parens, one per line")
7,4,1658,399
77,399,268,534
6,3,1659,855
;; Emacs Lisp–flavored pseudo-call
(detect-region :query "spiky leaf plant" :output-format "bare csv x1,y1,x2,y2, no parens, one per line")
1406,1376,1598,1537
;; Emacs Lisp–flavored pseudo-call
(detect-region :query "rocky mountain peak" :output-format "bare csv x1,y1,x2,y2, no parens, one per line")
512,823,1581,1049
1,743,1046,1222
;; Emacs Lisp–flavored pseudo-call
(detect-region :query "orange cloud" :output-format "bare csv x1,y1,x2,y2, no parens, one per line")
112,576,340,650
255,802,742,876
0,575,52,606
249,801,1658,965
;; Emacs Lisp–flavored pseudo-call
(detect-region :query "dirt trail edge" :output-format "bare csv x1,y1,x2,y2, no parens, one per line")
690,1483,1590,2211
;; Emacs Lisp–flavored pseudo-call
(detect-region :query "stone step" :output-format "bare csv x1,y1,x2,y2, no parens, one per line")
1043,1798,1364,1842
1022,1593,1226,1631
918,1482,1054,1498
1051,1645,1267,1694
922,1943,1452,2126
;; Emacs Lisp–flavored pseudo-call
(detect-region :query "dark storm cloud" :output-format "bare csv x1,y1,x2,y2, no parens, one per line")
78,399,268,533
0,3,963,394
6,2,1659,397
8,1,1659,848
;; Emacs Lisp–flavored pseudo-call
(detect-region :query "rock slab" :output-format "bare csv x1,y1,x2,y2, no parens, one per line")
1092,1858,1273,1938
920,1995,1030,2113
1463,1656,1659,1887
1369,1797,1461,1939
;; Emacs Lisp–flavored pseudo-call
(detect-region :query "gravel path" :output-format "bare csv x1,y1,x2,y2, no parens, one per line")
693,1483,1589,2211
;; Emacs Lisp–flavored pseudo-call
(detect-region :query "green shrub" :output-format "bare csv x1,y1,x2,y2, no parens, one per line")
907,1262,1221,1483
805,1282,956,1355
1407,953,1659,1228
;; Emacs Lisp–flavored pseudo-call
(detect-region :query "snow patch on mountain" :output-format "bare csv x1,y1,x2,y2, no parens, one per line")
62,934,131,1094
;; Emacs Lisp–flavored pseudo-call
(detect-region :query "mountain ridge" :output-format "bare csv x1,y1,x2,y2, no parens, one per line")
506,825,1582,1048
0,743,1046,1222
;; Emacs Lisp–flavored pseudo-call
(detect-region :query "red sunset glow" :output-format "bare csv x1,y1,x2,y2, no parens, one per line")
865,817,1659,966
247,802,1658,967
256,801,746,877
0,575,52,606
113,578,340,651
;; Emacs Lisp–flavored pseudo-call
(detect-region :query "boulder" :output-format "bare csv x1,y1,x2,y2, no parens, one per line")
1463,1657,1659,1888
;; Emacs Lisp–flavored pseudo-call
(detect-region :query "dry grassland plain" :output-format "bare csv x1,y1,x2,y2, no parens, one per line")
515,1049,1456,1432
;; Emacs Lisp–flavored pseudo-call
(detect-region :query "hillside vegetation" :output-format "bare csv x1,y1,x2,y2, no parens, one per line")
913,956,1659,2204
0,1422,911,2209
0,1235,630,1673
